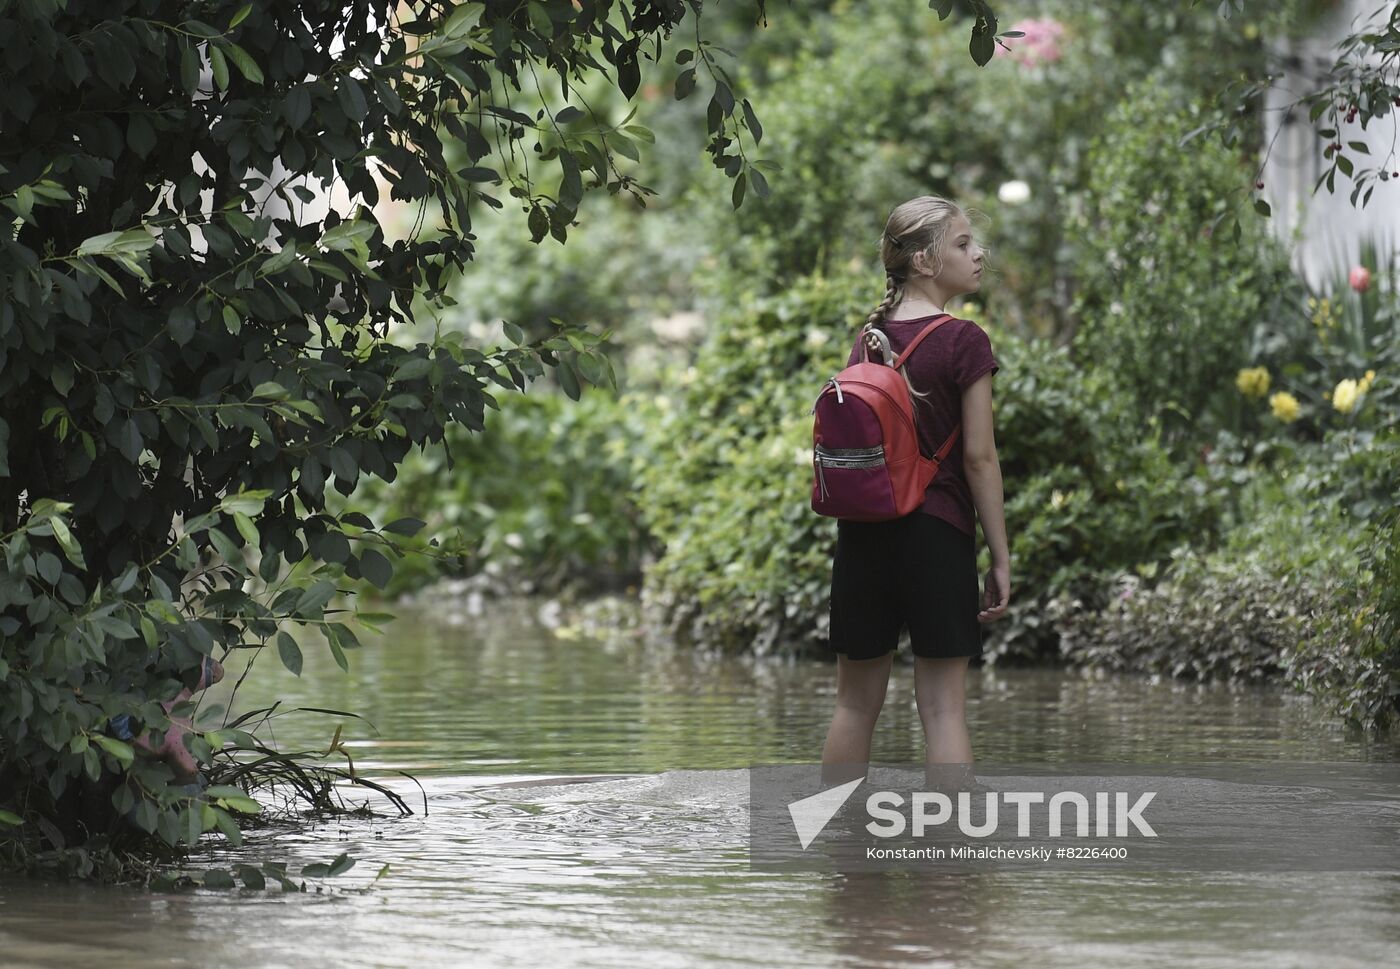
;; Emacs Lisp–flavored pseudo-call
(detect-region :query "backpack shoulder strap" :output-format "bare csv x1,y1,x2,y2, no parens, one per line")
893,314,954,369
932,424,960,464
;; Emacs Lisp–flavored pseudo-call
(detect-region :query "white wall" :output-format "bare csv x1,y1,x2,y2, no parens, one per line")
1262,0,1400,290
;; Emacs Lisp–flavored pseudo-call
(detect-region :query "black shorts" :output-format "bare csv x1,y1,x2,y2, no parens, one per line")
827,511,982,661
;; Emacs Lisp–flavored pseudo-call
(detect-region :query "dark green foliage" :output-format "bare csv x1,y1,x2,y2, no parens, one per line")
1059,473,1400,732
633,265,1220,661
1066,70,1295,449
636,271,868,655
0,0,766,873
342,386,653,597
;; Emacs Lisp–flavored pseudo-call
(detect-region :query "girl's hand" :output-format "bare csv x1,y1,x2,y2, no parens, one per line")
978,563,1010,623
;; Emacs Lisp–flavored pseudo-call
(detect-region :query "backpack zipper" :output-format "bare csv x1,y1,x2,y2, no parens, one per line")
809,378,845,414
814,444,886,468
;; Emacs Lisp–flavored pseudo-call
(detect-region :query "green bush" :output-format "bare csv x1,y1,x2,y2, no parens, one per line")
963,320,1221,662
1066,70,1295,448
337,386,653,600
1057,464,1400,731
633,268,1221,659
685,0,977,294
634,271,866,654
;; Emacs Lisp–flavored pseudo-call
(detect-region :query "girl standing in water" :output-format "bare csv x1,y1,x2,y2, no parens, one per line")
821,195,1010,788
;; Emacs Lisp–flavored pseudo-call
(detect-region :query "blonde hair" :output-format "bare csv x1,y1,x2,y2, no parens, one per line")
864,195,992,401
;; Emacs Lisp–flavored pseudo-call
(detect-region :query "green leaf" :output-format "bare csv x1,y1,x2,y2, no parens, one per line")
14,185,33,219
327,852,357,877
224,43,264,84
557,356,581,400
94,735,135,767
674,68,696,100
179,43,200,92
443,2,485,36
611,134,640,163
202,868,235,889
36,552,61,585
0,809,22,826
232,510,259,548
220,490,271,516
359,548,392,589
262,243,299,275
251,381,290,401
295,578,336,615
76,228,154,258
277,630,303,676
284,84,312,128
337,77,368,122
229,3,253,29
741,99,762,144
383,517,426,536
326,634,349,672
168,305,196,346
127,115,156,157
49,515,86,569
209,45,229,91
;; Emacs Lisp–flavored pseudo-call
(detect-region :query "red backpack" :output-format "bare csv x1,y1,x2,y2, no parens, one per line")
810,315,961,521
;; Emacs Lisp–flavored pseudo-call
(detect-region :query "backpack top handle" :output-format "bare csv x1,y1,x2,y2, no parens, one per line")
858,313,954,367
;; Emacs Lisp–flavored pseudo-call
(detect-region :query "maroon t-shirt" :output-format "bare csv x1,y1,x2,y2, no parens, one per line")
844,315,999,537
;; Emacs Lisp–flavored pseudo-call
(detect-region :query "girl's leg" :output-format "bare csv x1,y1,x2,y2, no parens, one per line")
913,655,973,764
821,652,894,785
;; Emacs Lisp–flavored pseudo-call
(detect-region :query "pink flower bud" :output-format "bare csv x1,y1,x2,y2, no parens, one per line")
1349,266,1371,292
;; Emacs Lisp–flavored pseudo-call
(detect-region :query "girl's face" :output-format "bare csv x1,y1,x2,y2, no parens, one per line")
915,216,984,294
942,217,984,293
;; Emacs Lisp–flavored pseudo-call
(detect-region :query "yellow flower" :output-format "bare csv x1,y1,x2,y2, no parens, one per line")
1309,297,1338,335
1269,391,1300,423
1235,366,1271,399
1359,369,1376,393
1333,378,1360,413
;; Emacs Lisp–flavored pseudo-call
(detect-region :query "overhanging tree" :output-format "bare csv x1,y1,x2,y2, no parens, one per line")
0,0,1018,877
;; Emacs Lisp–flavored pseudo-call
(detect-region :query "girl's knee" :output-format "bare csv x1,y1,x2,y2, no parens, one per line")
835,653,892,716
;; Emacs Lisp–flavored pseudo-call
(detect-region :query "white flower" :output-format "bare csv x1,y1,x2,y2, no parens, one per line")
804,328,830,349
794,447,812,467
998,180,1031,205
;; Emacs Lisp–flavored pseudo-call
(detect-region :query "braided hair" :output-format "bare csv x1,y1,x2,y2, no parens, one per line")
865,196,970,401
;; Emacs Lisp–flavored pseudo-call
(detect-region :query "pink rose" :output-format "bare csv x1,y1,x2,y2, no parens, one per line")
1349,266,1371,292
996,17,1066,68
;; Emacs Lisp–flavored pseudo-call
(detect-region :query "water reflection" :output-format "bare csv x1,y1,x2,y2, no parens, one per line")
205,599,1398,774
2,598,1398,968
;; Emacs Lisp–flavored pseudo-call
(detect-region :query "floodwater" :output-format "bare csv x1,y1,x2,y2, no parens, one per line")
2,596,1398,968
